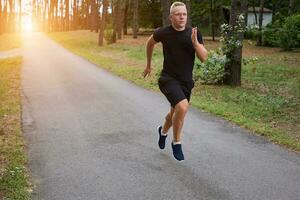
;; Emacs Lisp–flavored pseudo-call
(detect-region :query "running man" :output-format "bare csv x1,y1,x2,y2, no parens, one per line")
143,1,208,161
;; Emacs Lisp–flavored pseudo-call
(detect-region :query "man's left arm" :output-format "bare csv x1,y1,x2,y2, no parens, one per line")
191,28,208,62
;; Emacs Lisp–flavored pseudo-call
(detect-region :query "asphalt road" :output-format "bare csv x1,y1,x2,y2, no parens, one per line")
21,33,300,200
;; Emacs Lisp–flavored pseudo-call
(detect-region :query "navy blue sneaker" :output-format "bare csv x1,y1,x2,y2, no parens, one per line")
158,126,167,149
171,142,185,161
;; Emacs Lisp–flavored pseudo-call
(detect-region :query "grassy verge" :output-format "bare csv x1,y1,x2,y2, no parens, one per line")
48,30,300,152
0,57,31,199
0,33,21,51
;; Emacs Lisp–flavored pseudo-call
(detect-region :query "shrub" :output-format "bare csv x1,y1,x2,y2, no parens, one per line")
262,20,282,47
104,24,114,44
194,50,227,84
244,24,259,40
278,14,300,50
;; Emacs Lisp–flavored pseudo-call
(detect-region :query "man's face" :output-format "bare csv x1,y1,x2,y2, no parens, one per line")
170,6,187,29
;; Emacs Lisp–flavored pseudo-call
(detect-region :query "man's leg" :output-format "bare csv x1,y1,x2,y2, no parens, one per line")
169,99,188,161
162,107,175,134
158,107,174,149
172,99,189,142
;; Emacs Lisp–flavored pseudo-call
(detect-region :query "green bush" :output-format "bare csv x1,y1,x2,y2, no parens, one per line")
263,20,282,46
104,29,114,44
194,50,227,84
278,14,300,50
104,24,114,44
244,24,259,40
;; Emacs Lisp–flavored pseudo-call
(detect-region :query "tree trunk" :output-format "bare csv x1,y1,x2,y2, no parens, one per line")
98,0,108,46
112,0,118,43
3,0,8,33
54,0,58,31
18,0,21,32
72,0,77,30
210,0,215,41
256,0,264,46
37,2,42,31
123,0,128,35
117,0,125,39
49,0,54,32
8,0,15,32
252,0,257,24
43,0,48,31
65,0,69,31
244,2,248,26
288,0,294,15
272,0,277,22
90,0,98,32
184,0,191,26
132,0,138,38
85,0,90,30
60,0,63,31
161,0,171,27
223,0,248,86
0,0,3,34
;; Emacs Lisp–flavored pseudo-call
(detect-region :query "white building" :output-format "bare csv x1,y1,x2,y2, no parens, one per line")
223,6,273,27
247,7,273,27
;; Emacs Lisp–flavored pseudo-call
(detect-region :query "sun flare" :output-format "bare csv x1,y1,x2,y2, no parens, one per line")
22,17,33,32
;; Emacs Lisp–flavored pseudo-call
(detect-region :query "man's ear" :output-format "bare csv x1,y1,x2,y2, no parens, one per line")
169,14,172,22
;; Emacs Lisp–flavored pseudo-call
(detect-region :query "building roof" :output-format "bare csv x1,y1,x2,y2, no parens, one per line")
223,6,273,13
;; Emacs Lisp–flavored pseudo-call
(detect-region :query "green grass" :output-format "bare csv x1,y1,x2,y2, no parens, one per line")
48,30,300,152
0,57,31,199
0,33,21,51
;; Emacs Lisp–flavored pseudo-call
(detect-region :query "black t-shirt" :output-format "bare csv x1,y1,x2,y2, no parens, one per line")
153,25,203,82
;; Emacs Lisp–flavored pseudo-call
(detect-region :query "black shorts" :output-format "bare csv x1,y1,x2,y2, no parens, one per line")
158,74,194,108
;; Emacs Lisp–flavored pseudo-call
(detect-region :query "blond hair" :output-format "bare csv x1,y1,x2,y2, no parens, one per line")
170,1,186,14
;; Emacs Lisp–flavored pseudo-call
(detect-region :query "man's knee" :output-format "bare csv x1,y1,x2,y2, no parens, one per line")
175,99,189,114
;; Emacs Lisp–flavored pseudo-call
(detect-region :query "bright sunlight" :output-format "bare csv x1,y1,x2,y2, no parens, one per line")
22,16,33,32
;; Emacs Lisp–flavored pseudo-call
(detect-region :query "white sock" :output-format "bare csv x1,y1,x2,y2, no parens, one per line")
173,141,181,145
161,131,167,136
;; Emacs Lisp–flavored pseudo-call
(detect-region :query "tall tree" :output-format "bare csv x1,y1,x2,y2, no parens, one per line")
90,0,98,32
256,0,264,46
132,0,138,38
0,0,3,34
161,0,171,26
18,0,21,32
98,0,108,46
43,0,49,31
112,0,121,43
184,0,191,25
123,0,128,35
288,0,295,15
252,0,257,24
60,0,64,31
117,0,125,39
8,0,15,32
210,0,215,41
223,0,248,86
65,0,70,31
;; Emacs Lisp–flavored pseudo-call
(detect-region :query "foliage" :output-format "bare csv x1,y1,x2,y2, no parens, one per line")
191,0,231,35
262,19,282,47
104,24,114,44
194,14,248,85
244,24,259,40
262,13,300,50
220,14,246,57
138,0,162,28
278,14,300,50
194,50,227,84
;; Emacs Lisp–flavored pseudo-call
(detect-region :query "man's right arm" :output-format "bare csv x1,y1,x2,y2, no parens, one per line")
143,35,157,78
